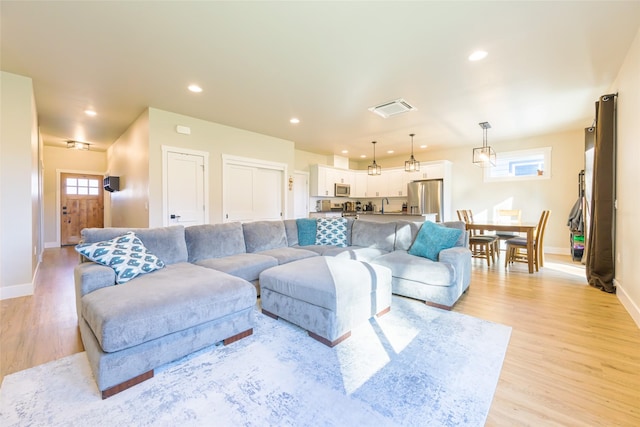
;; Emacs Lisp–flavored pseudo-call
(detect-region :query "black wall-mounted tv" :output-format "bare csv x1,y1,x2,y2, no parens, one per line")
103,176,120,192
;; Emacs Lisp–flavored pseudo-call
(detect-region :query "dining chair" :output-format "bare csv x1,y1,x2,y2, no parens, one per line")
494,209,522,252
505,210,551,271
460,209,499,267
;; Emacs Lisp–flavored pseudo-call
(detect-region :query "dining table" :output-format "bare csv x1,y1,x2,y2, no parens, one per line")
465,221,538,273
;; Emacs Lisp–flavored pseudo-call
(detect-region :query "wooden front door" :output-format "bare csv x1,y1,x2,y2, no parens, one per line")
60,173,104,245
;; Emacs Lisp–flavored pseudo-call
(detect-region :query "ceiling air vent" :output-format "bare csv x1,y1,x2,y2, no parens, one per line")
368,98,416,118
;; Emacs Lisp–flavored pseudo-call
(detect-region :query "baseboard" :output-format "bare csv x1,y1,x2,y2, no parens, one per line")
0,282,34,300
544,246,571,255
44,241,59,248
615,279,640,329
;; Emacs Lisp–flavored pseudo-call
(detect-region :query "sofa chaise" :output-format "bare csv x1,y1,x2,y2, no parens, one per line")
74,218,471,397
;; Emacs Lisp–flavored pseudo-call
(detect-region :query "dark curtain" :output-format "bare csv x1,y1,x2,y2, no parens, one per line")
586,94,616,293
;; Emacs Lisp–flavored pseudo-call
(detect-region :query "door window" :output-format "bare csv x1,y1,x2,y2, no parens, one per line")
66,178,100,195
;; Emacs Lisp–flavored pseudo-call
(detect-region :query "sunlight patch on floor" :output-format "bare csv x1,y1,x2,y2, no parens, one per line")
335,316,419,394
544,260,586,278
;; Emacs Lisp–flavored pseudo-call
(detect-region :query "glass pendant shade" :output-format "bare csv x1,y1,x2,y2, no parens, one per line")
368,141,382,175
473,122,496,167
405,133,420,172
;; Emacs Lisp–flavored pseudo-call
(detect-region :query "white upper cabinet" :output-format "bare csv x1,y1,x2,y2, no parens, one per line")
353,171,368,198
309,165,331,197
387,169,406,197
310,165,353,197
366,173,389,198
310,161,451,198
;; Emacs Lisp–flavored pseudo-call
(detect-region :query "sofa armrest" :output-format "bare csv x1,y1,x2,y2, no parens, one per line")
438,247,472,292
74,262,116,320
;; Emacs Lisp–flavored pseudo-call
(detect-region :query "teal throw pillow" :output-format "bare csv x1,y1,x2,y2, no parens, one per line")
315,217,348,247
408,221,463,261
296,218,318,246
75,231,165,284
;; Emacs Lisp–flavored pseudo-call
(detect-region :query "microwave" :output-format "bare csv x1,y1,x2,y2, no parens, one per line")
334,183,350,197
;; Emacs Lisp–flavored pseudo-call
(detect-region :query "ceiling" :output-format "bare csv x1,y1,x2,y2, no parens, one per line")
2,1,639,160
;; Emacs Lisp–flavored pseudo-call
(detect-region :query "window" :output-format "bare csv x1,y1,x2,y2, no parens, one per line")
66,177,100,195
484,147,551,182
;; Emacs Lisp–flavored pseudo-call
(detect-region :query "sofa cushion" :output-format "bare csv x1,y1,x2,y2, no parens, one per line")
296,218,317,246
243,221,288,252
257,247,319,265
315,217,348,247
322,246,390,263
408,221,463,261
351,220,396,252
75,232,165,284
81,262,256,353
81,226,188,265
283,219,299,246
441,221,468,248
195,253,278,282
372,251,455,287
394,220,422,251
185,223,246,262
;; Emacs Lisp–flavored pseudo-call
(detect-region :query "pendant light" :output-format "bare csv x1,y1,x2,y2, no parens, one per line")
368,141,381,175
473,122,496,167
404,133,420,172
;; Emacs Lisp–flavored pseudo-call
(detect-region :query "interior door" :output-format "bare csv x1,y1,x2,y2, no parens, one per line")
223,157,285,223
225,164,255,222
60,173,104,245
166,151,206,226
254,168,282,220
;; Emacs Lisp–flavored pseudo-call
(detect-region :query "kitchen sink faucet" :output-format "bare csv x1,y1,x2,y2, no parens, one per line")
381,198,390,214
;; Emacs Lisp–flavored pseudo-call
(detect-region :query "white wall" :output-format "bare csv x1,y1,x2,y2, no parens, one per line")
147,108,296,226
42,146,107,245
0,71,39,299
352,128,584,252
107,109,151,228
610,27,640,326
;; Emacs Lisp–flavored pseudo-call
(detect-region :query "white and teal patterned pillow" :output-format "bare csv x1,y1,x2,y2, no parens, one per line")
75,231,165,284
315,217,348,247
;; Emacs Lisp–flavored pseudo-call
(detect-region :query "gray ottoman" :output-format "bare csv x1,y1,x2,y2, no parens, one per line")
259,256,392,347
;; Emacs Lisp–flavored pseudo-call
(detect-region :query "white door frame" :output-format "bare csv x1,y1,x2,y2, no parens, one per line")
293,170,310,219
222,154,288,222
162,145,210,227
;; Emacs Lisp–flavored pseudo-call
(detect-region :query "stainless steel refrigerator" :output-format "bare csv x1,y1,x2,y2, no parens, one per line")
407,179,444,222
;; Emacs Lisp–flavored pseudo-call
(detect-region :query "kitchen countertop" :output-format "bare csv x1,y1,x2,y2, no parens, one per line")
358,211,423,216
311,210,429,217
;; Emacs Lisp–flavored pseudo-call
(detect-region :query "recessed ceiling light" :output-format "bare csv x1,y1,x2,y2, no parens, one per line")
360,154,366,158
84,109,97,116
188,84,203,93
469,50,488,61
290,117,300,124
387,150,394,154
420,144,427,149
341,150,348,154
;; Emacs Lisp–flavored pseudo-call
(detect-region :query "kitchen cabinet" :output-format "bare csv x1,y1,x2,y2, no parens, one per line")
309,165,334,197
310,165,353,197
366,173,388,198
311,160,451,199
353,171,368,198
387,169,406,197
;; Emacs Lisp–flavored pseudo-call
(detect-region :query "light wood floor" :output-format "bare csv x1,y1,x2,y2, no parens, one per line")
1,247,639,425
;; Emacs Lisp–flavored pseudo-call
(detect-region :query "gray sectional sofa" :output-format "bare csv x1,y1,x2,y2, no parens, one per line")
74,218,471,398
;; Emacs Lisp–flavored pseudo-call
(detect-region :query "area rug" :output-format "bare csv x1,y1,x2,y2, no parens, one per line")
0,296,511,427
